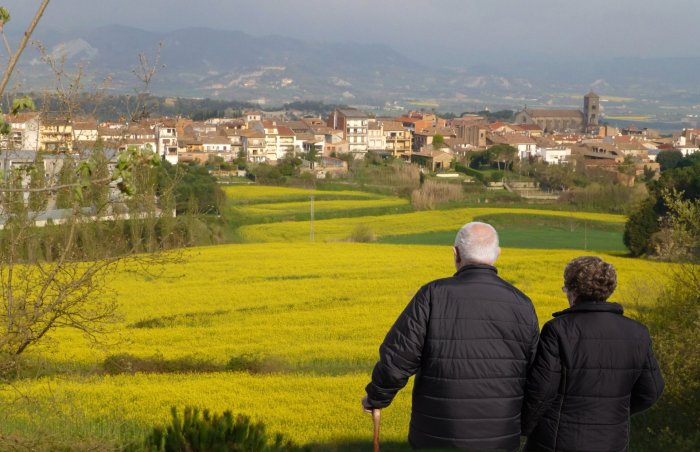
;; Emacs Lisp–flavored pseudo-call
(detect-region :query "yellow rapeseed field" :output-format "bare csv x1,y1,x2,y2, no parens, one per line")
2,242,669,447
0,185,665,448
223,185,385,203
230,198,409,219
239,207,626,243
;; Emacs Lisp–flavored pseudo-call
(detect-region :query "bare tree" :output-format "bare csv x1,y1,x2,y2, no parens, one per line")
0,2,181,375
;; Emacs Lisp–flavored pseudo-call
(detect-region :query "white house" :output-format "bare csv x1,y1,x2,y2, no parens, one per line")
4,113,40,151
538,146,572,164
73,120,99,142
155,121,179,164
487,134,538,160
367,121,386,151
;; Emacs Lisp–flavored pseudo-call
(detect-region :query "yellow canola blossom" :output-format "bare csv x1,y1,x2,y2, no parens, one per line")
4,243,670,446
239,207,626,243
223,185,385,203
231,198,409,217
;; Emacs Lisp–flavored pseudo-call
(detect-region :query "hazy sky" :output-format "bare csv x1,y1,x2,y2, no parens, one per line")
5,0,700,65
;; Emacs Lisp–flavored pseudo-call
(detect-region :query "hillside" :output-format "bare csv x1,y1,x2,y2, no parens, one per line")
9,26,700,115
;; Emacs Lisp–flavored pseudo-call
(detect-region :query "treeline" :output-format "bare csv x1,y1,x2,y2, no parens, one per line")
20,91,512,122
20,93,348,121
439,110,515,122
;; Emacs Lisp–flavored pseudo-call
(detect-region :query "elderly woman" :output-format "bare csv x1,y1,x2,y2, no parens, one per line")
521,256,664,452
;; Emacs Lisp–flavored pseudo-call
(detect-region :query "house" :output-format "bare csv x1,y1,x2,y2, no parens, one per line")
73,119,99,143
367,122,386,151
381,121,412,157
276,126,296,159
411,150,454,172
487,134,537,160
295,132,322,154
201,135,233,157
324,140,349,156
327,108,369,157
450,116,487,147
39,116,73,152
488,122,518,135
222,129,244,156
395,111,445,133
154,119,179,164
0,150,65,208
413,127,456,151
512,123,544,138
315,156,349,177
538,146,572,165
245,111,263,123
3,112,40,150
240,130,266,163
576,143,624,163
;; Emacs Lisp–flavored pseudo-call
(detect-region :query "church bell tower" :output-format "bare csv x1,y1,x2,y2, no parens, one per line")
584,91,600,131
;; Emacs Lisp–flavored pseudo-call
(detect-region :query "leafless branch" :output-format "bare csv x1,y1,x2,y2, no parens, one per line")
0,0,51,98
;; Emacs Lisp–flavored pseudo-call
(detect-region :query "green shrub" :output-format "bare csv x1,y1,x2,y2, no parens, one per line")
624,198,658,256
134,406,305,451
630,263,700,451
226,354,289,374
454,163,485,183
103,353,222,374
487,170,505,183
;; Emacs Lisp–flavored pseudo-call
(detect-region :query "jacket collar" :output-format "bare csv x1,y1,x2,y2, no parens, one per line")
553,301,624,317
454,263,498,277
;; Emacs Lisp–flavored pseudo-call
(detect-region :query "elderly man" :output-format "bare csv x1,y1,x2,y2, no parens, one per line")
363,222,539,451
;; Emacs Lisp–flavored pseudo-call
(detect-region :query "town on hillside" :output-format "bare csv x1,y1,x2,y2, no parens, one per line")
2,92,699,186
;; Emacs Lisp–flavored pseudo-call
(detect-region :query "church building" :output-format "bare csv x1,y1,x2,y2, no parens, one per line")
514,91,600,133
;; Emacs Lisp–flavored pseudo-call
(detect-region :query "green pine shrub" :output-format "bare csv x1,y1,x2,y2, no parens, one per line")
135,406,306,451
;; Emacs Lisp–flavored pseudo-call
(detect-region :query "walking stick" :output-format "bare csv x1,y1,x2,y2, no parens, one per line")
372,408,381,452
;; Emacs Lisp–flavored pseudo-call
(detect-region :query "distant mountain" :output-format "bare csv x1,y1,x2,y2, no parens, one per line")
10,26,700,114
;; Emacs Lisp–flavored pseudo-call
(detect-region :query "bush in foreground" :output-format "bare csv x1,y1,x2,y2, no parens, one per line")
630,263,700,451
134,406,306,451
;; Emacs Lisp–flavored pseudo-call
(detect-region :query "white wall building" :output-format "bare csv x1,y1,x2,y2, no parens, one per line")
538,146,572,164
155,122,179,164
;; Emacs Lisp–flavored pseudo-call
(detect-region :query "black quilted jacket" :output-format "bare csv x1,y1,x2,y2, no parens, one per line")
521,301,665,452
365,264,539,451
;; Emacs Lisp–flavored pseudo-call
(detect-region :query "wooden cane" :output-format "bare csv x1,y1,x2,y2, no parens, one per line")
372,408,381,452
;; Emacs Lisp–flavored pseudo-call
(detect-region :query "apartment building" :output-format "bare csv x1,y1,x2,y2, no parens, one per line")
327,108,369,158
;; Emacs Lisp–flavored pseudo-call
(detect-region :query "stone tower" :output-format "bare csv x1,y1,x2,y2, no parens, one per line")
584,91,600,130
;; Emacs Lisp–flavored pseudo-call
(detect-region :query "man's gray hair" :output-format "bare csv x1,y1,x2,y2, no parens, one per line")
454,222,500,265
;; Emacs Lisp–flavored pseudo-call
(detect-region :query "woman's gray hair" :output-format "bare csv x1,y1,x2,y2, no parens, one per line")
454,222,500,265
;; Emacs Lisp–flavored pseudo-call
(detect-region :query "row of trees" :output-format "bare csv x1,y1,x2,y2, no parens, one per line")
624,152,700,259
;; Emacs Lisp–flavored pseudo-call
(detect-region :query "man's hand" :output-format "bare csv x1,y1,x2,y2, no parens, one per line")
361,396,375,414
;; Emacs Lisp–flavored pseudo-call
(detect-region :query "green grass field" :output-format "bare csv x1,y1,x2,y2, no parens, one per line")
1,185,653,450
380,213,626,251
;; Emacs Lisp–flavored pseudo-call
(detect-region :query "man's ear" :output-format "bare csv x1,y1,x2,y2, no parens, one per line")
453,246,461,265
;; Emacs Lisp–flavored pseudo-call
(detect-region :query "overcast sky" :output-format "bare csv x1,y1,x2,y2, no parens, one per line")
5,0,700,65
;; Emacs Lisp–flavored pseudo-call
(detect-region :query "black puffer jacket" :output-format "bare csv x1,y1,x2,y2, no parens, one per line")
365,264,539,451
522,301,665,452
